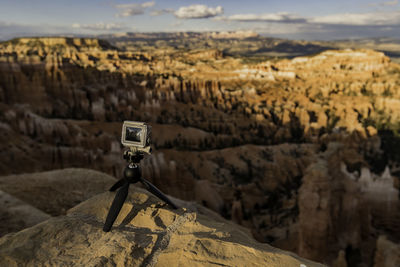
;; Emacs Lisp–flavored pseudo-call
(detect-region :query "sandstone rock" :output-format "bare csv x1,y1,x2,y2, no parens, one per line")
206,31,259,39
298,143,369,264
194,179,224,213
332,250,347,267
0,186,324,267
0,168,116,215
0,190,50,237
374,236,400,267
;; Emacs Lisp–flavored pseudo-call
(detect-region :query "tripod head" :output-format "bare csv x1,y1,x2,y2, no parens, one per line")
123,148,145,164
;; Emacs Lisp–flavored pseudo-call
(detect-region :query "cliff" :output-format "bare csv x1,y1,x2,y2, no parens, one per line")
0,169,324,267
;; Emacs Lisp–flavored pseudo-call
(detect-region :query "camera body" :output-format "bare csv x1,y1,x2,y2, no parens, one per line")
121,121,152,154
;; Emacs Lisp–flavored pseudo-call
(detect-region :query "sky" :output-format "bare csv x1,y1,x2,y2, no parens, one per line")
1,0,400,40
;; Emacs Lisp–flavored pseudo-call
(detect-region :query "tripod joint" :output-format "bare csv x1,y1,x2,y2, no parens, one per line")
128,162,139,169
123,148,145,164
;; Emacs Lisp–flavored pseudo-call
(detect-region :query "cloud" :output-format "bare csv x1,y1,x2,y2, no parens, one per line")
220,10,400,26
115,1,155,17
0,21,74,40
214,9,400,40
150,8,174,16
311,11,400,25
72,22,126,31
141,1,155,8
220,12,307,23
174,5,223,19
170,21,183,27
382,0,399,6
369,0,398,6
247,21,400,40
0,20,130,41
0,22,32,40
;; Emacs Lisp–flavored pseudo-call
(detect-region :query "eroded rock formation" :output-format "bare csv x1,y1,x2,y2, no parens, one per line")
1,37,400,266
0,168,116,215
0,190,50,237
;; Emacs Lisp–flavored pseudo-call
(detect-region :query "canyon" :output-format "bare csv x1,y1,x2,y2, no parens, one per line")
0,36,400,266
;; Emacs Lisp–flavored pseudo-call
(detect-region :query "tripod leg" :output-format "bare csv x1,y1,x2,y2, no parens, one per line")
103,182,130,232
140,178,178,209
109,178,125,192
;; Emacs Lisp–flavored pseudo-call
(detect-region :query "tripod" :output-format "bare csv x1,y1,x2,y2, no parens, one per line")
103,150,178,232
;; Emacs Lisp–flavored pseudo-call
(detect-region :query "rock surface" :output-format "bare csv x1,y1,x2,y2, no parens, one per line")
0,186,324,267
374,236,400,267
298,143,370,264
0,190,50,237
0,168,116,215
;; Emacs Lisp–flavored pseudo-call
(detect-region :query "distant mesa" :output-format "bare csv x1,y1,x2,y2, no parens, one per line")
100,31,259,40
6,37,116,50
204,31,260,39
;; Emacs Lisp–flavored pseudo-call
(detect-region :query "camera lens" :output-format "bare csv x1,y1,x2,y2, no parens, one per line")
126,127,142,142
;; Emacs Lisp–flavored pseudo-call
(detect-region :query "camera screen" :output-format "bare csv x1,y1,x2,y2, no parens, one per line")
125,126,142,142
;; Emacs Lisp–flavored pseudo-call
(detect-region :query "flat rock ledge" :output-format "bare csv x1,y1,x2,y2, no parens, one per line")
0,187,325,267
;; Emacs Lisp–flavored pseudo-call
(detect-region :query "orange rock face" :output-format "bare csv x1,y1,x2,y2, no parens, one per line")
0,37,399,266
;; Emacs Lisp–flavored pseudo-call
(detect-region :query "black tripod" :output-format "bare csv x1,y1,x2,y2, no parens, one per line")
103,150,178,232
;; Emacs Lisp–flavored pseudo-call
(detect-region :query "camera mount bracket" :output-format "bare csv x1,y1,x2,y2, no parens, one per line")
123,149,144,163
103,149,178,232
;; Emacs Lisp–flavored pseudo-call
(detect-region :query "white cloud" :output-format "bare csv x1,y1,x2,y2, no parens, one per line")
174,5,223,19
220,10,400,26
0,21,73,40
369,0,398,6
141,1,155,8
115,1,155,17
311,11,400,25
382,0,399,6
170,21,183,27
150,8,174,16
72,22,125,31
221,12,307,23
213,9,400,40
249,23,307,35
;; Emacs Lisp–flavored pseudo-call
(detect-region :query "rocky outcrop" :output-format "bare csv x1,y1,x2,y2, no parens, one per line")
0,168,116,215
374,236,400,267
298,143,400,266
298,144,369,263
0,190,50,237
0,183,324,267
206,31,259,39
